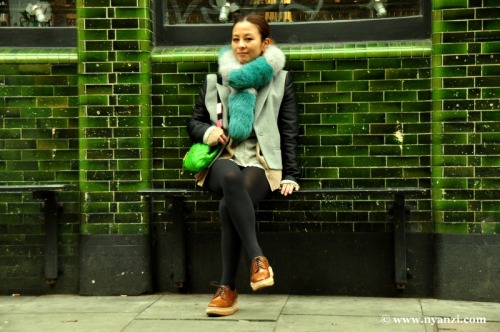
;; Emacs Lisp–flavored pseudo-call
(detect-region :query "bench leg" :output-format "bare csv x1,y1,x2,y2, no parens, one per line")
393,193,407,289
169,196,186,288
35,191,59,284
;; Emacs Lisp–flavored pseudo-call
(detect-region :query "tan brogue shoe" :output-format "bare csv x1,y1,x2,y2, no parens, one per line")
206,284,239,316
250,256,274,291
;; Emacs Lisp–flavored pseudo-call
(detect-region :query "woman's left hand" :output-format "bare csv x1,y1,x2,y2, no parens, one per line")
280,183,298,196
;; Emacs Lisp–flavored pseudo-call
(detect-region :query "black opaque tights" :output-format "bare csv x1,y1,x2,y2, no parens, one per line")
204,159,270,289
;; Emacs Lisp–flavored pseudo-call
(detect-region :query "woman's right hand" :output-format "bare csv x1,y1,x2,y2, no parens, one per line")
207,127,225,146
218,133,229,145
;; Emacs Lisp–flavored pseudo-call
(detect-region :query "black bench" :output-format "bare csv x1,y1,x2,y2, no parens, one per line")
139,187,429,290
0,184,71,285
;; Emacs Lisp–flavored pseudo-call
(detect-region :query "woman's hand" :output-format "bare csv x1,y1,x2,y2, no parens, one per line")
218,133,229,145
207,127,228,146
280,182,298,196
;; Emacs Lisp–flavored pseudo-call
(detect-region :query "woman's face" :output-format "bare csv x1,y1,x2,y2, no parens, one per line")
232,21,270,64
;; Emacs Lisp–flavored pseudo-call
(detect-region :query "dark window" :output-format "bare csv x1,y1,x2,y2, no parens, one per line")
154,0,431,46
0,1,76,47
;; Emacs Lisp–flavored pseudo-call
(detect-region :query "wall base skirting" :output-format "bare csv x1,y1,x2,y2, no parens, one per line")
152,231,499,302
152,231,436,298
2,232,498,301
79,234,152,296
434,234,500,302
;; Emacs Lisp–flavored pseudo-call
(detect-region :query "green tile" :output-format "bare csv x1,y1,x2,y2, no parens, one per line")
5,76,37,85
386,68,419,79
370,102,402,113
80,95,109,105
336,59,368,70
370,80,402,91
354,156,386,167
0,64,19,75
322,70,353,81
481,222,500,235
443,9,475,20
403,79,431,90
6,161,38,171
433,21,468,33
433,66,467,78
435,222,468,234
476,7,500,19
81,223,111,235
352,92,383,102
353,135,384,146
433,43,468,55
339,168,370,178
113,41,140,51
321,135,353,146
304,61,335,71
368,58,401,69
80,30,108,41
337,146,368,156
482,41,500,55
80,51,109,62
85,63,113,73
432,0,468,10
337,81,368,92
370,146,403,156
84,19,111,30
385,91,417,102
0,171,23,181
322,157,353,168
484,19,500,31
85,41,113,52
38,76,70,85
112,0,143,6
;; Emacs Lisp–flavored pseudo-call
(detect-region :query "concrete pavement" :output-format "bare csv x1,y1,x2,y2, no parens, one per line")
0,293,498,331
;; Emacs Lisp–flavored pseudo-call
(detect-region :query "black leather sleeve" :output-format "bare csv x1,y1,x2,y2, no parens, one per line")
278,72,301,182
186,79,212,143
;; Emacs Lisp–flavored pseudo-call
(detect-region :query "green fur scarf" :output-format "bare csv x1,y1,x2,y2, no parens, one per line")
218,45,286,141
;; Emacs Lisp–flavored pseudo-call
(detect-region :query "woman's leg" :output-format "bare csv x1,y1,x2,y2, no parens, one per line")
204,159,270,288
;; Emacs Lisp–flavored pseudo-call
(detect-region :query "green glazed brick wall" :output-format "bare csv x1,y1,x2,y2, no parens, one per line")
78,0,152,234
432,0,500,234
1,0,499,295
0,51,80,293
151,42,434,234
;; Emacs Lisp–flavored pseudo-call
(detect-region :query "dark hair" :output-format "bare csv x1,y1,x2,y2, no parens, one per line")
233,14,271,41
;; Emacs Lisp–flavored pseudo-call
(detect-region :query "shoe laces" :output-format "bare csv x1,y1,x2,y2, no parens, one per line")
210,282,229,299
252,257,265,273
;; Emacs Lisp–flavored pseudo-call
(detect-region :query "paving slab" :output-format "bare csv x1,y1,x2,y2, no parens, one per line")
137,294,288,321
1,294,161,314
437,322,500,332
420,299,500,322
0,294,498,332
125,319,276,332
283,295,423,317
0,296,35,314
275,314,431,332
0,313,137,332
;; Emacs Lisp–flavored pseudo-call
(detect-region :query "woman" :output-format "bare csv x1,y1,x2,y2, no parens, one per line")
187,13,300,317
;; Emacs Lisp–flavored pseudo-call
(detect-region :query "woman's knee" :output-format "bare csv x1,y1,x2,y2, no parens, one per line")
221,169,244,190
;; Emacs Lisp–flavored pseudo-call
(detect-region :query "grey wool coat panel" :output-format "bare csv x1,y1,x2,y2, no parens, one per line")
187,71,300,183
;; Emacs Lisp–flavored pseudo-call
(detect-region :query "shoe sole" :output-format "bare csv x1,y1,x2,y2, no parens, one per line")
250,266,274,291
206,301,239,316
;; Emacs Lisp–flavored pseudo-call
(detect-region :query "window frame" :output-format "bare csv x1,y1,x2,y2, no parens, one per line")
153,0,431,46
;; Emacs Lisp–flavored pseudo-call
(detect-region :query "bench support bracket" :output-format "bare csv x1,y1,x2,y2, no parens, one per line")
393,193,407,289
34,190,60,284
170,196,186,288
